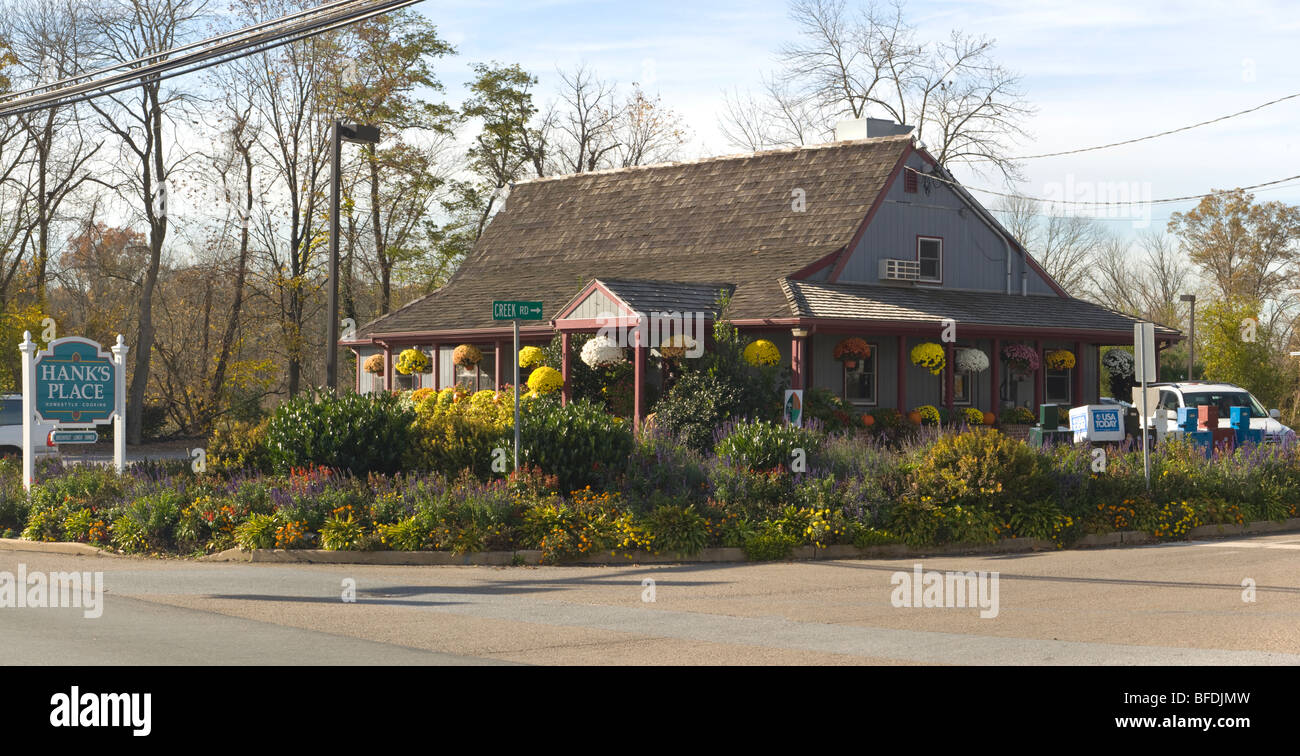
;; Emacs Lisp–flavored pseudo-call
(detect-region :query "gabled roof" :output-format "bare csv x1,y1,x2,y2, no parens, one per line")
352,135,913,339
556,279,737,321
781,279,1180,337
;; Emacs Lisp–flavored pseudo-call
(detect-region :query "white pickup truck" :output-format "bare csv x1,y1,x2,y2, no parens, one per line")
1146,382,1296,445
0,395,60,458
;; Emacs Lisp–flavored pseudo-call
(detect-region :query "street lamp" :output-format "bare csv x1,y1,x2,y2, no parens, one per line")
326,120,380,391
1179,294,1196,381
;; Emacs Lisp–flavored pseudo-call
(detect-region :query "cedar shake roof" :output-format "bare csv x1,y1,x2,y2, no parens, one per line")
561,279,738,318
352,135,913,339
780,279,1181,337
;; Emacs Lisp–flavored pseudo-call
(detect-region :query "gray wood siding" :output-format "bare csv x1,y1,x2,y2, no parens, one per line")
837,152,1056,295
570,289,622,320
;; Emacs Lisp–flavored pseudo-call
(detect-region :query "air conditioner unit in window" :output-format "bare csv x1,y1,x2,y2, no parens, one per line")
880,258,920,281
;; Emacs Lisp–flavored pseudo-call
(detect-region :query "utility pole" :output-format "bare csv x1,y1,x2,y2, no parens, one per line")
1179,294,1196,381
326,120,380,390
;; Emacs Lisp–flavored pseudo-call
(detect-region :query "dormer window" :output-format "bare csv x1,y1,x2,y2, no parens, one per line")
917,236,942,282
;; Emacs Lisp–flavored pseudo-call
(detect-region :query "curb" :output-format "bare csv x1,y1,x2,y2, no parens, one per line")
8,518,1300,566
0,537,122,558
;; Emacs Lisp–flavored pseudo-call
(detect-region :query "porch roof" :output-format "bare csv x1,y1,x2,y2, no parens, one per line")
780,279,1181,338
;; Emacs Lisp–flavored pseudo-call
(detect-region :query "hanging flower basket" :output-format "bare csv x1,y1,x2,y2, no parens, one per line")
833,337,871,369
910,342,945,375
363,354,385,376
651,334,696,361
394,348,430,376
743,339,781,366
1001,343,1040,378
581,335,626,368
518,346,546,369
452,344,483,369
954,347,990,373
1045,349,1076,370
1102,349,1135,378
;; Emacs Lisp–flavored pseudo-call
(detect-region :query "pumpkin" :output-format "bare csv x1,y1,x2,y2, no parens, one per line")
861,414,875,427
982,411,996,426
907,410,922,425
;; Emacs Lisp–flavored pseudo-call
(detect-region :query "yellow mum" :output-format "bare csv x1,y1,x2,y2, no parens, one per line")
518,346,545,368
910,342,945,375
526,366,564,396
1045,349,1076,370
743,339,781,366
394,348,430,375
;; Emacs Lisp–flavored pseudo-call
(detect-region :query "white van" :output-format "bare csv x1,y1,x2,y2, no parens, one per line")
1148,382,1295,445
0,395,60,458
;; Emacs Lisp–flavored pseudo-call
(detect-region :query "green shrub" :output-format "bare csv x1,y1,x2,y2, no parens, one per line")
110,512,148,553
22,507,63,542
377,515,431,551
518,398,633,492
742,521,799,561
999,406,1035,424
640,505,709,556
714,419,822,472
406,409,508,479
234,513,278,550
208,419,273,474
910,428,1051,519
803,388,858,432
265,390,414,475
651,371,749,453
320,515,367,551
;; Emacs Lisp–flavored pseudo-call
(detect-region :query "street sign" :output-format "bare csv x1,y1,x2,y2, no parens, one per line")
34,337,117,425
1133,322,1156,383
51,430,98,444
493,301,544,321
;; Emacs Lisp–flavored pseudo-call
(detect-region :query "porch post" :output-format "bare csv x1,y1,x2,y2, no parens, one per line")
1073,340,1083,406
991,338,1001,413
943,341,955,412
383,345,393,392
432,345,440,391
560,332,571,405
633,327,646,432
791,328,808,390
494,339,503,391
1033,339,1043,409
896,335,906,410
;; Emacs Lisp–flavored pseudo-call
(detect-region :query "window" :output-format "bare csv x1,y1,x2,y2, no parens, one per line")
1045,369,1071,405
951,371,975,405
917,237,942,282
455,344,496,391
842,345,877,405
0,399,20,426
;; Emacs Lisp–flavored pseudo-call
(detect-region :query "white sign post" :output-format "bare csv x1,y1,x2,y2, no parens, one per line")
110,334,129,475
19,332,36,491
1134,322,1156,490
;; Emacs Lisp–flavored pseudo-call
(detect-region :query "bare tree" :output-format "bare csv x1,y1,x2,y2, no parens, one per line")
1087,230,1189,326
2,0,102,307
724,0,1032,177
83,0,207,443
998,195,1106,294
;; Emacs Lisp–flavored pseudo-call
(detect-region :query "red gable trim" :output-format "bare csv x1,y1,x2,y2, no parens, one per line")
788,246,845,280
553,279,638,321
829,143,915,283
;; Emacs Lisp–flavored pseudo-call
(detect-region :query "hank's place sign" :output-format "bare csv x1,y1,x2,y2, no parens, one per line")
34,337,117,424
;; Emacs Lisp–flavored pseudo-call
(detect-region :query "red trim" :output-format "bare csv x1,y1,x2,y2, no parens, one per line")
494,339,503,391
791,332,805,390
554,316,641,332
553,279,637,321
896,335,906,411
1033,340,1043,409
560,332,571,405
633,331,646,432
788,247,845,280
990,338,1001,412
916,234,943,285
1073,340,1083,406
432,346,440,391
829,143,915,282
943,341,955,412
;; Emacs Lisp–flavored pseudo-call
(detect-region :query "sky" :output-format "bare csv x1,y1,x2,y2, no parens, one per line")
417,0,1300,234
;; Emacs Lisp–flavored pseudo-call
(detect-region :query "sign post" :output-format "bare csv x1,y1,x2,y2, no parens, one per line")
21,333,127,489
1134,322,1156,490
19,332,36,490
493,302,543,473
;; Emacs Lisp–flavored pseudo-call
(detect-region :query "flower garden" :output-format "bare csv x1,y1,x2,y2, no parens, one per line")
3,315,1297,564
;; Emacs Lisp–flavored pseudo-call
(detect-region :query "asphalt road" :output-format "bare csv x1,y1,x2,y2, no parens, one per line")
3,534,1300,665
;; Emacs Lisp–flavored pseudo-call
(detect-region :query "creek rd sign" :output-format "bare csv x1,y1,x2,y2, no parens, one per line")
34,338,117,424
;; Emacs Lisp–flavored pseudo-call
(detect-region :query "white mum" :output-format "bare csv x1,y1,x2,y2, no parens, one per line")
581,335,625,368
955,347,989,373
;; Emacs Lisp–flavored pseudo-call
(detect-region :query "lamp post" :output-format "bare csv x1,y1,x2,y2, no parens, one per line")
326,120,380,391
1179,294,1196,381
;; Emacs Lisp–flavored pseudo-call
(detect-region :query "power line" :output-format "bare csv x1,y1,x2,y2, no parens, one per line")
908,166,1300,208
965,90,1300,162
0,0,420,119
